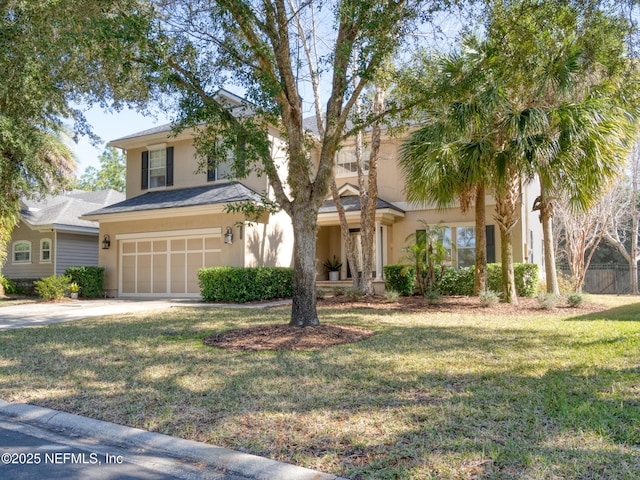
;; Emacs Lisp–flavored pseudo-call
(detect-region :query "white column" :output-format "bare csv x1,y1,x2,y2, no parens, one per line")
375,221,383,280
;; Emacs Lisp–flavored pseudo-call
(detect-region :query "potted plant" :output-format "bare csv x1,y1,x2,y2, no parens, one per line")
68,282,80,299
322,256,343,281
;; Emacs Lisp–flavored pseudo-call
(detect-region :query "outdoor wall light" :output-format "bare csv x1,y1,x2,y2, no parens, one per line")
224,227,233,245
102,234,111,250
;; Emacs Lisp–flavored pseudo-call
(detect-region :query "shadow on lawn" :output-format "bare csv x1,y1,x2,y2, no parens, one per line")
566,302,640,322
0,307,638,478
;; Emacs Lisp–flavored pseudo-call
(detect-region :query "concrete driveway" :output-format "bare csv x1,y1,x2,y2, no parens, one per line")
0,299,201,331
0,298,292,331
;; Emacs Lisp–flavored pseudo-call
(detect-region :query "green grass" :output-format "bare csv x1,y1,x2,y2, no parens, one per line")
0,296,639,479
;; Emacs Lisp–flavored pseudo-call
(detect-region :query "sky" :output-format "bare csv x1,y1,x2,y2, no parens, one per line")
71,105,172,174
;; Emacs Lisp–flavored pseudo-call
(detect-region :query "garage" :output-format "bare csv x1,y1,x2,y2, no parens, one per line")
118,228,222,297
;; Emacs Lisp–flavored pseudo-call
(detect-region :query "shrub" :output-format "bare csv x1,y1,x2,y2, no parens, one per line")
487,263,539,298
64,266,105,298
34,275,71,300
537,293,558,310
439,267,474,295
383,289,400,302
0,275,18,295
198,267,293,303
567,293,584,307
424,288,443,305
383,265,416,296
479,290,500,307
344,287,364,300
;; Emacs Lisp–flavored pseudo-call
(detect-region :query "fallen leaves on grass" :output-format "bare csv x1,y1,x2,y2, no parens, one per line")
203,323,375,351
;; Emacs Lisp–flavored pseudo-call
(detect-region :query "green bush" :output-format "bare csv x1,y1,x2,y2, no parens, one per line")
439,267,474,295
198,267,293,303
435,263,539,297
567,293,584,307
64,266,105,298
383,265,416,296
34,275,71,300
0,274,18,295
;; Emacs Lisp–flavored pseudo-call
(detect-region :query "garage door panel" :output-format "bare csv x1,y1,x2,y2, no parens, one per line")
120,232,222,297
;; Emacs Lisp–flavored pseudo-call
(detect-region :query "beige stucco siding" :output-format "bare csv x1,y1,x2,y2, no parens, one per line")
244,210,294,268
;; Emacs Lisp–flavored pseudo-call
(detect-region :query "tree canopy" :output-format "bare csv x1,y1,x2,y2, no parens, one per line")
78,147,127,193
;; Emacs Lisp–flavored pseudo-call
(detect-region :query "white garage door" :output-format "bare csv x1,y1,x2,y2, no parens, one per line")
119,228,222,297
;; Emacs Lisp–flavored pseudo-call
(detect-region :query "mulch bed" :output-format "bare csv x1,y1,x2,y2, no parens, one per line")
203,323,375,351
203,294,608,352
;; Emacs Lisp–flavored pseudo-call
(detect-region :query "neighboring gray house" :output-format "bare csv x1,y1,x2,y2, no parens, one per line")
2,190,125,281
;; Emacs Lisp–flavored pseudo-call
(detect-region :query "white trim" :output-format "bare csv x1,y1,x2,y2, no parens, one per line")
40,238,52,263
146,142,167,150
12,240,31,264
116,227,222,241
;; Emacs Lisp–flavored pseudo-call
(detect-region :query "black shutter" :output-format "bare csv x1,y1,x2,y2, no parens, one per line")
166,147,174,186
207,156,216,182
141,151,149,190
486,225,496,263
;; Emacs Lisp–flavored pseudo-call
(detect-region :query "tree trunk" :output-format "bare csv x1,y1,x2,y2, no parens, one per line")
631,164,639,294
289,203,320,327
473,185,487,295
494,171,520,304
538,182,560,295
499,225,518,304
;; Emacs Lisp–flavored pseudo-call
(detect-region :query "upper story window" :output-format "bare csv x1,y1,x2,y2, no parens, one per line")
141,146,174,190
40,238,52,262
335,145,370,176
207,143,246,182
13,241,31,263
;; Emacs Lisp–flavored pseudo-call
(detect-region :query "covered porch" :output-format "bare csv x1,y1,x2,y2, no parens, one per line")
315,188,405,286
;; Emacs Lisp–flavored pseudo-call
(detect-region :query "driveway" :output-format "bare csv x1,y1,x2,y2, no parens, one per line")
0,298,292,331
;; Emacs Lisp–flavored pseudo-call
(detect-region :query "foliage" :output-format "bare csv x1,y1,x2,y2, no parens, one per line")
68,282,80,294
34,275,71,300
64,267,105,298
537,293,558,310
344,287,364,301
77,147,126,192
439,267,475,296
383,289,400,302
479,290,500,307
322,256,343,272
0,274,16,295
383,265,416,296
401,221,450,295
198,267,293,303
567,293,584,307
439,264,538,298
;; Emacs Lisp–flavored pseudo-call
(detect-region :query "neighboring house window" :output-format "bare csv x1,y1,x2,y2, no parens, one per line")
335,145,370,176
13,241,31,263
141,147,174,190
40,238,52,262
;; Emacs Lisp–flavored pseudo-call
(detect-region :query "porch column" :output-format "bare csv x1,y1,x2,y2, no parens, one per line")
375,221,383,280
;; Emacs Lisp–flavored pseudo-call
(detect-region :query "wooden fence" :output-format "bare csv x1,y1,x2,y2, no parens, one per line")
558,264,638,294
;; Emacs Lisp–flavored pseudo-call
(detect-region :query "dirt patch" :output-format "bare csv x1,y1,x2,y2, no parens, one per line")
203,323,375,351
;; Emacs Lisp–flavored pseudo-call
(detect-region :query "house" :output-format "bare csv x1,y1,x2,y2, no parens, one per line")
314,133,544,288
82,91,295,298
83,91,543,298
2,189,125,284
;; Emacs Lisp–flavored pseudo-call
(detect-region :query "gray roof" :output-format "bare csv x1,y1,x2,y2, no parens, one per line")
319,195,405,214
84,182,263,216
21,190,126,231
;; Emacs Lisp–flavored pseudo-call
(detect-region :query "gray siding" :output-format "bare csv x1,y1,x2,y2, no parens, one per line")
56,232,100,275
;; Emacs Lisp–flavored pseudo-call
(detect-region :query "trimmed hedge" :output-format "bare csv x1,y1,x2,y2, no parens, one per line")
383,265,416,296
439,263,539,297
64,266,105,298
198,267,293,303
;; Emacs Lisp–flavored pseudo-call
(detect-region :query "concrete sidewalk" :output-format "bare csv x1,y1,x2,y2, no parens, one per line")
0,400,347,480
0,298,292,331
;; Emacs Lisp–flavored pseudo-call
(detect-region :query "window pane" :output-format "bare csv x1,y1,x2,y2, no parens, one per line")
148,149,166,188
335,146,370,175
14,242,30,262
457,227,476,248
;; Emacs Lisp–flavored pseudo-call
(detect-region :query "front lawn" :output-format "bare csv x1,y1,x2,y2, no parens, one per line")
0,296,638,479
